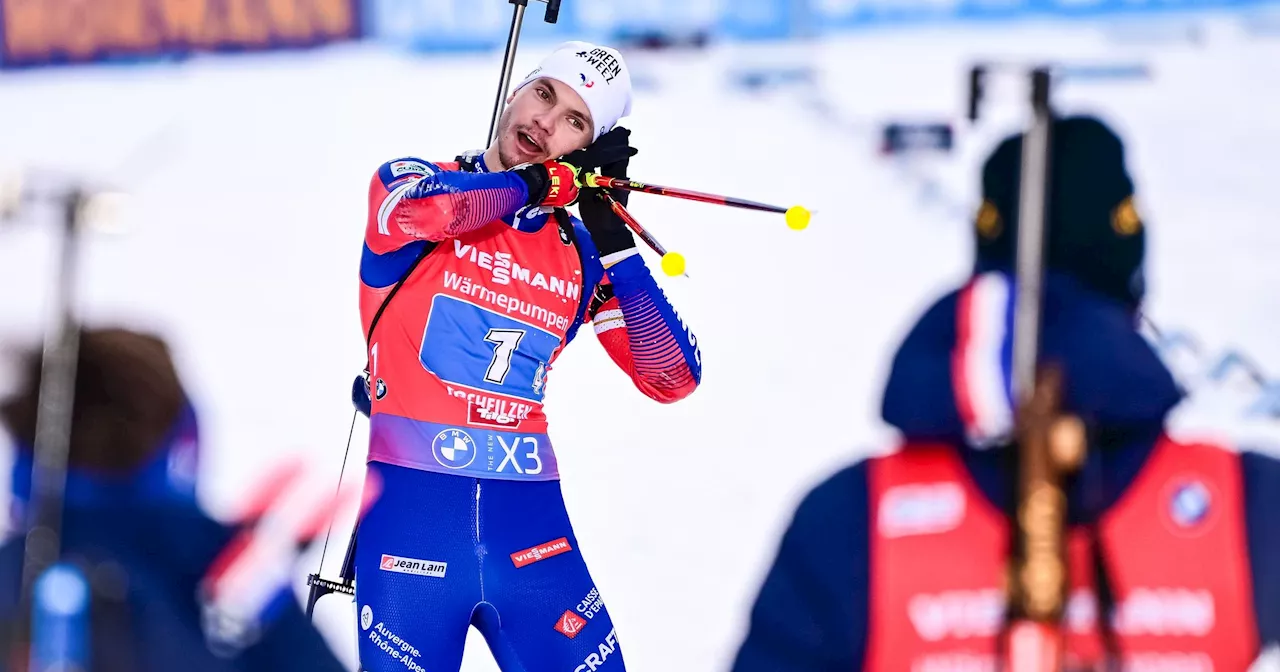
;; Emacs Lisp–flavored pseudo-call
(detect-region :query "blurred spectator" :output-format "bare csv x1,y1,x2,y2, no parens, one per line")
730,116,1280,671
0,327,348,671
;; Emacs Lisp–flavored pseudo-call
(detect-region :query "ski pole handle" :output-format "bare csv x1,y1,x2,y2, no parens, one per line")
582,172,810,229
584,172,784,213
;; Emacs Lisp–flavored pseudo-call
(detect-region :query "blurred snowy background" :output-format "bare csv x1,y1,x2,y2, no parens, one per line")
2,1,1279,669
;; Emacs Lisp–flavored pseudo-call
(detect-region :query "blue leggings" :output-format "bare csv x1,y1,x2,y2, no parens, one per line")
354,461,625,672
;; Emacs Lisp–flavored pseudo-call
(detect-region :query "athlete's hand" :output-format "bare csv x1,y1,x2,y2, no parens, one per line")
562,127,638,193
513,161,581,209
568,127,638,258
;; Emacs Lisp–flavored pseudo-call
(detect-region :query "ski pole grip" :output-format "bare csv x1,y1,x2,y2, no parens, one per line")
544,0,562,23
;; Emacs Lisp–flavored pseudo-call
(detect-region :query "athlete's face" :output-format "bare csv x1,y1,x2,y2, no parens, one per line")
496,77,594,169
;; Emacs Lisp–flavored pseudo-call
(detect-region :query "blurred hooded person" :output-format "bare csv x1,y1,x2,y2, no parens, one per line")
729,116,1280,671
0,327,348,671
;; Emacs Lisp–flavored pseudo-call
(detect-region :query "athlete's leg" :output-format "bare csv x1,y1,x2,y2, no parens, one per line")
473,478,626,672
354,463,481,672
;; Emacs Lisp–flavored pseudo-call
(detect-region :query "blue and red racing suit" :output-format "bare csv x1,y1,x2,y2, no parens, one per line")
353,151,701,672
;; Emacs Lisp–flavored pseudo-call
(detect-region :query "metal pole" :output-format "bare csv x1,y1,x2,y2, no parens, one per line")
489,0,531,147
16,189,87,668
21,190,84,594
1010,69,1052,406
1005,67,1073,672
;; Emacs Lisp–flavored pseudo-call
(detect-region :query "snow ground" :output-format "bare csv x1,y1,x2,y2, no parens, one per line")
1,13,1278,670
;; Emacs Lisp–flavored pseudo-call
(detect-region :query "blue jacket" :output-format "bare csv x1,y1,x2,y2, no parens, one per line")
0,502,348,672
730,272,1280,670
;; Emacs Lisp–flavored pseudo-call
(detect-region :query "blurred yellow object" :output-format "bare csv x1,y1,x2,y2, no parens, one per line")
660,251,686,277
785,205,811,231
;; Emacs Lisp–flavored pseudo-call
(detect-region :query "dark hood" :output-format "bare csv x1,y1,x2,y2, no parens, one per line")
881,270,1182,448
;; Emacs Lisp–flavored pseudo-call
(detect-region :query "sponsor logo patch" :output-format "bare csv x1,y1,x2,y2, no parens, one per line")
390,160,431,177
555,610,588,639
573,627,619,672
878,482,966,538
576,586,605,620
467,397,529,429
431,428,477,469
1161,475,1220,537
379,554,447,578
510,537,572,568
1169,480,1211,528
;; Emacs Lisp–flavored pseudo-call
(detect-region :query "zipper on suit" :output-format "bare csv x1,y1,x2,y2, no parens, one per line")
475,479,485,601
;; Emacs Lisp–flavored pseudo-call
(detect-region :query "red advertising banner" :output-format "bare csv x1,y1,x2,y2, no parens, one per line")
1,0,361,68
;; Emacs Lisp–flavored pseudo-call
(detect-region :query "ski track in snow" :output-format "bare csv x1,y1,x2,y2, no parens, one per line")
1,16,1278,670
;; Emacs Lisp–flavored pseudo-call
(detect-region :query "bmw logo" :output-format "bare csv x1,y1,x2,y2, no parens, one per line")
1170,481,1211,528
375,378,387,400
431,429,477,469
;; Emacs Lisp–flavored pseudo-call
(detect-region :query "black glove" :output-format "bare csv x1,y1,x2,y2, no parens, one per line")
562,127,638,257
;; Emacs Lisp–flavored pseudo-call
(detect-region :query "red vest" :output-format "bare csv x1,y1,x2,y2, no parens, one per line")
866,436,1258,671
363,215,584,480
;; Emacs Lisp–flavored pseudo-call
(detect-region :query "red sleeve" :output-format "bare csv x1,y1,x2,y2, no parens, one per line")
365,157,529,255
590,273,701,404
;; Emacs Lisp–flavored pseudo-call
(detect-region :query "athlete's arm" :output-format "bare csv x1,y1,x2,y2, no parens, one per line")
586,248,702,404
1242,449,1280,645
365,157,530,255
730,462,869,671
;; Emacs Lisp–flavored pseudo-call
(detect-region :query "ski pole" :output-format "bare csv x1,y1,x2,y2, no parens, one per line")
581,172,811,230
596,191,687,278
304,525,359,619
304,409,360,619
